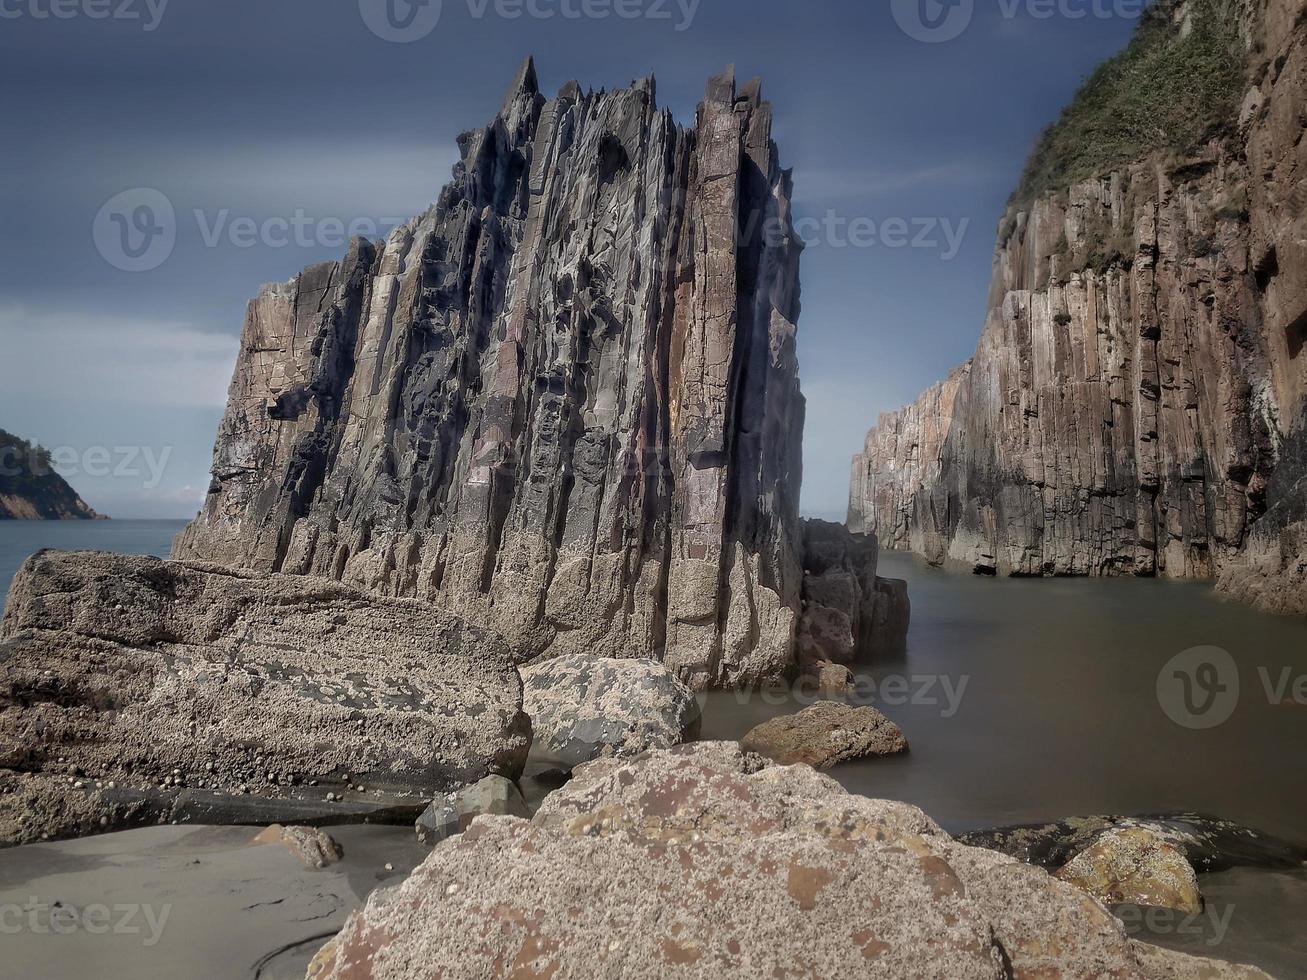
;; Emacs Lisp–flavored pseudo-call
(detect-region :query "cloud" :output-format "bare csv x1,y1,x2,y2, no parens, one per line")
0,307,238,410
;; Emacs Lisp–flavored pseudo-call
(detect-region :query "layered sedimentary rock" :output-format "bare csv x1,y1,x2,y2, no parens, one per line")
851,0,1307,606
0,550,530,845
308,744,1269,980
174,60,821,688
0,428,100,520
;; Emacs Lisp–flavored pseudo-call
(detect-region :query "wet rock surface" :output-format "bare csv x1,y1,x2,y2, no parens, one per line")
307,744,1268,979
849,1,1307,612
520,654,701,769
958,812,1307,874
415,775,529,846
739,700,907,769
1055,827,1204,916
0,550,531,845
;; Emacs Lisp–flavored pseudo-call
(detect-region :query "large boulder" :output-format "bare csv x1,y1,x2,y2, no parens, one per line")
307,744,1268,979
740,700,907,768
0,551,531,845
520,654,701,769
1055,828,1203,915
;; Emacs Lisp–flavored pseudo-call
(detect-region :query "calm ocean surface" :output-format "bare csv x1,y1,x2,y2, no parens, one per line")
0,520,189,599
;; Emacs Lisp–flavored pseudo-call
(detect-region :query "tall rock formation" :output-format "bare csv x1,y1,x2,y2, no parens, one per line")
177,61,900,686
852,0,1307,610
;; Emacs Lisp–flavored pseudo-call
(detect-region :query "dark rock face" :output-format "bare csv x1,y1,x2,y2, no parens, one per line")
798,520,909,676
173,60,820,688
0,428,100,520
850,0,1307,610
0,550,531,845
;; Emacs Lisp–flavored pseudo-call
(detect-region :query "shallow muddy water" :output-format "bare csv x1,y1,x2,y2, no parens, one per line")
702,551,1307,842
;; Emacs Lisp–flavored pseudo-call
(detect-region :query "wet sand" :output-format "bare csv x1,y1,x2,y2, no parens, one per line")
0,824,425,980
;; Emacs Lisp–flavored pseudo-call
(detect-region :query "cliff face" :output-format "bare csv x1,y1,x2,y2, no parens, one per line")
177,61,898,687
0,429,100,520
852,0,1307,604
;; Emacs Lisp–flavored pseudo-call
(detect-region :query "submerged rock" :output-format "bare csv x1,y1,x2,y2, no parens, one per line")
739,700,907,769
521,655,701,769
958,813,1307,874
307,744,1268,979
415,775,530,846
1055,827,1203,916
252,825,344,870
0,550,531,845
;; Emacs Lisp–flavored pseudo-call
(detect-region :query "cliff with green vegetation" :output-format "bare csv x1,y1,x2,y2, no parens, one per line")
853,0,1307,616
0,429,100,520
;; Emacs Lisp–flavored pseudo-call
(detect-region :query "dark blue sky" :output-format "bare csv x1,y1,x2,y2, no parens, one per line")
0,0,1145,518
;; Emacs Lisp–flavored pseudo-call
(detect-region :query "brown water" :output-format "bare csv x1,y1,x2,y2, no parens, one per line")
702,551,1307,841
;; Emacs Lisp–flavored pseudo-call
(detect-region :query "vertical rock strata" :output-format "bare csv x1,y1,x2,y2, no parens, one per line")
852,0,1307,607
176,62,833,686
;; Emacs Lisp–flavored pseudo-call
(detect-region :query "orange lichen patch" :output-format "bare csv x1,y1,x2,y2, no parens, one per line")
659,937,703,965
851,929,892,961
918,855,966,900
506,931,562,980
786,862,836,911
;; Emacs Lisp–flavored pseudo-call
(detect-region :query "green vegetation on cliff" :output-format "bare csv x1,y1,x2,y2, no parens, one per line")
0,429,100,520
1012,0,1245,208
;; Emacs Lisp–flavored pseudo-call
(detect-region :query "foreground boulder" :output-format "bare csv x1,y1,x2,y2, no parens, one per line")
740,700,907,768
520,655,701,769
0,551,531,845
1055,828,1203,916
415,775,529,846
308,744,1267,979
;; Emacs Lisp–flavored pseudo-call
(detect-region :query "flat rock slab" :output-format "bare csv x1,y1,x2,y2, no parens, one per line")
739,700,907,769
520,654,701,769
0,551,531,846
307,744,1268,980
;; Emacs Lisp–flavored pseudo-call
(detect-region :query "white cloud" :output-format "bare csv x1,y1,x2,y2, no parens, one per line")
0,307,238,410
